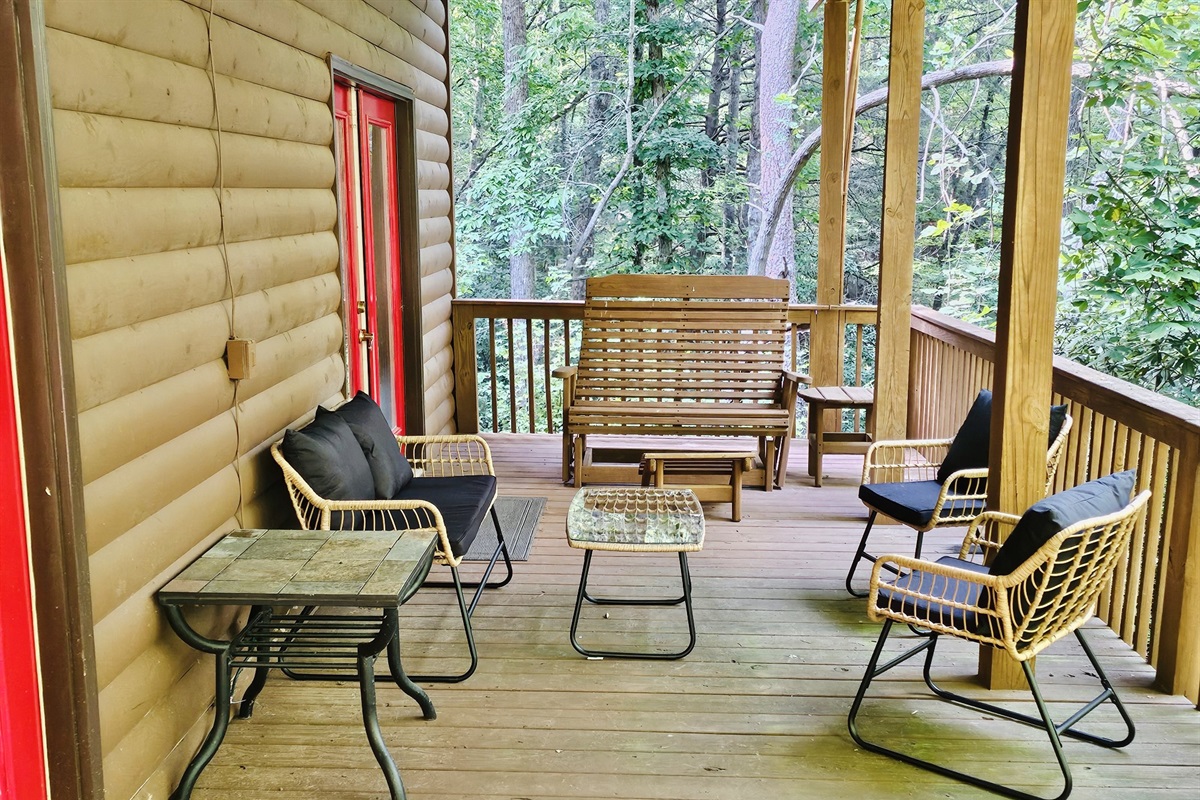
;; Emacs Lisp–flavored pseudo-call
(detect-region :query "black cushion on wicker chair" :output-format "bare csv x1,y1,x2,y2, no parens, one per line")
878,556,990,629
989,469,1137,576
935,389,993,485
322,391,414,498
393,475,497,558
858,480,986,528
282,412,375,501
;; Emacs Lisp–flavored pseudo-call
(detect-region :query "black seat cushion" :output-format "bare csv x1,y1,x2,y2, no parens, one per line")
989,469,1137,576
282,412,375,501
876,556,990,630
323,391,413,498
936,389,993,485
388,475,497,558
859,480,986,529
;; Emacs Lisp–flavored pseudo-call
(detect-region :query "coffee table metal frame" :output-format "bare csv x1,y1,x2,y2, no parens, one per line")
566,487,705,660
157,528,437,800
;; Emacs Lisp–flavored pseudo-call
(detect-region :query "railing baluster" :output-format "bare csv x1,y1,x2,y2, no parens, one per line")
543,319,552,434
488,318,498,434
507,317,516,434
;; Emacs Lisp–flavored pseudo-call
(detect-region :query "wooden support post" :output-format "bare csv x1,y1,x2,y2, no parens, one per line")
451,302,479,433
1155,437,1200,704
812,0,850,437
980,0,1078,690
873,0,925,442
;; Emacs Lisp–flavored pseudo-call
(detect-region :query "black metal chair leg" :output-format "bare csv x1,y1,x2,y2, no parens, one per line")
849,620,1133,800
570,550,697,660
846,511,879,597
407,564,478,683
923,629,1136,749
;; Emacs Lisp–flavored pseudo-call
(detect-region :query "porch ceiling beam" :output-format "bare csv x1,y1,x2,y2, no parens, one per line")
982,0,1078,690
873,0,925,441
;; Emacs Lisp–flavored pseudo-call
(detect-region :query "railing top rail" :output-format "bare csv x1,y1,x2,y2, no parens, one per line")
911,305,1200,446
452,297,879,326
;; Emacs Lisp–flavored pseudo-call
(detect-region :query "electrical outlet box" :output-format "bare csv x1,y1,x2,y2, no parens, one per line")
225,338,256,380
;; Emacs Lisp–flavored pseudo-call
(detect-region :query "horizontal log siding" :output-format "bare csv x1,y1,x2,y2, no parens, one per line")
43,0,456,797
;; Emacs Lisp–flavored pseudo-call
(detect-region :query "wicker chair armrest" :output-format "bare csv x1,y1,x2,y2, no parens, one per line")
958,511,1022,562
861,438,954,484
867,554,1006,645
319,496,462,567
395,433,496,477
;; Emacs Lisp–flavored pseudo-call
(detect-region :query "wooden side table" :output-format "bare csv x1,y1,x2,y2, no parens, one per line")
640,450,757,521
157,528,437,800
565,487,705,659
798,386,875,487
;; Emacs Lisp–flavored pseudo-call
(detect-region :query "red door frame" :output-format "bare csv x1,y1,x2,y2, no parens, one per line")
0,254,49,799
356,90,405,430
334,80,406,430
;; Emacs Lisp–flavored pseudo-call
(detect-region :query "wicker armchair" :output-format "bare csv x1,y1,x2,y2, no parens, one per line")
272,432,513,683
848,478,1150,800
845,395,1072,597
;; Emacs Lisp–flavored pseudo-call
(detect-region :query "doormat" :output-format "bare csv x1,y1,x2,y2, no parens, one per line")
463,496,545,562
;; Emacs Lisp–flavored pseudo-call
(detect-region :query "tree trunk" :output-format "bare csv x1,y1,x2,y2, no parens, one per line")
724,35,743,269
744,0,765,271
747,58,1063,276
752,0,800,280
503,0,535,298
570,0,613,299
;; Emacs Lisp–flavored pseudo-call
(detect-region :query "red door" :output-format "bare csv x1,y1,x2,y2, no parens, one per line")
0,256,48,798
335,82,407,431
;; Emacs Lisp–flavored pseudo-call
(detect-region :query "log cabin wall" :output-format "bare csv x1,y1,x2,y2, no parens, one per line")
40,0,456,796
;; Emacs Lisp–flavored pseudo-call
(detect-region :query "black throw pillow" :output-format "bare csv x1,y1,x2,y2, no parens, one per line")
323,391,413,498
989,469,1137,576
936,389,993,485
1049,404,1068,445
281,411,375,501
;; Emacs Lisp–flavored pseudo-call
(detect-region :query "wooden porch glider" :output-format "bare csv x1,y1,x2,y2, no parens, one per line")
554,275,802,491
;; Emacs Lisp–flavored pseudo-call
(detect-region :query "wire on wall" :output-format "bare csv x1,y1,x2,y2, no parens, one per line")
206,0,244,527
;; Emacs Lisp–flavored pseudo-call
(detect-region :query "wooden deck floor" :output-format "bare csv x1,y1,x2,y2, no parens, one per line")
195,434,1200,800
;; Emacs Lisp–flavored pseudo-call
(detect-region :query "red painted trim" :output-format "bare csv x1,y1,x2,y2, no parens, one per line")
335,82,366,397
0,256,48,798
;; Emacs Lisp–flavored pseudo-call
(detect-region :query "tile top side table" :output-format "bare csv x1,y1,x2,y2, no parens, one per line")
158,528,437,800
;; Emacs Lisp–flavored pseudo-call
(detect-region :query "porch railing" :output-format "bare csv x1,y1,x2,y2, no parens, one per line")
449,298,1200,704
451,299,877,435
910,307,1200,704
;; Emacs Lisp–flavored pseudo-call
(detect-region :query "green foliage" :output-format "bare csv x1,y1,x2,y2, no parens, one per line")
1061,0,1200,404
451,0,1199,412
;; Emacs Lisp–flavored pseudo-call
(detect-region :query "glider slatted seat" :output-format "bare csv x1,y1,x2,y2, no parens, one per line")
554,274,803,491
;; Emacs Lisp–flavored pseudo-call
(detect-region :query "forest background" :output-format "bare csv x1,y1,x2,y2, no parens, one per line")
448,0,1200,407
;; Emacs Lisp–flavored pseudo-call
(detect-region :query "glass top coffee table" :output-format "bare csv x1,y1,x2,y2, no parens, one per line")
158,528,437,800
566,487,705,659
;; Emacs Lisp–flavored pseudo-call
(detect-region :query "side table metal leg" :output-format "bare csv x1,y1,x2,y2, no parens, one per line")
569,550,594,657
238,605,272,719
385,610,437,720
678,552,697,658
171,653,233,800
570,549,697,660
358,650,406,800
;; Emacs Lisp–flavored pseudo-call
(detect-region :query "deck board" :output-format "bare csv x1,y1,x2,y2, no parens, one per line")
190,434,1200,799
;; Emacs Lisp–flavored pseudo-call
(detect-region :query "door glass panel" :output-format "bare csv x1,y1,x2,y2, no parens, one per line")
368,123,396,424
